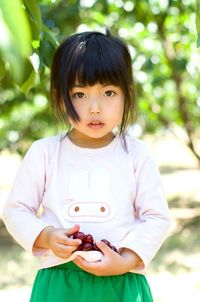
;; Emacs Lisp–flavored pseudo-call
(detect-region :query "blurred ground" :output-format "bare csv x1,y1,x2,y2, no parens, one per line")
0,131,200,302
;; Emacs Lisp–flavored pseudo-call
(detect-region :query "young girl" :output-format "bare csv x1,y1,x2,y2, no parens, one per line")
2,31,171,302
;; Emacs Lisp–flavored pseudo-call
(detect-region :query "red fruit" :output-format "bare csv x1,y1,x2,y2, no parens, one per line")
81,243,93,251
101,239,111,247
77,244,84,251
84,234,94,244
73,230,117,254
110,246,118,253
73,232,86,241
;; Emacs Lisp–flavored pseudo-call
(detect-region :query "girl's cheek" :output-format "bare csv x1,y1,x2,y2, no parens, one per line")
68,116,81,127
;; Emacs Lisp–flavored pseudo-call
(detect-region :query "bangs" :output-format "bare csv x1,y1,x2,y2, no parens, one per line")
67,34,128,88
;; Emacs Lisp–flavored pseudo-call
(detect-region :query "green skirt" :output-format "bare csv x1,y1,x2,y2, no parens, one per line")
30,261,153,302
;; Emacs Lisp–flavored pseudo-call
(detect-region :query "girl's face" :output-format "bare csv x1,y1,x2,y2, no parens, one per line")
68,83,124,147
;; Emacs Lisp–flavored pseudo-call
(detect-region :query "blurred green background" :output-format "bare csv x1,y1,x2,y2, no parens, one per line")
0,0,200,301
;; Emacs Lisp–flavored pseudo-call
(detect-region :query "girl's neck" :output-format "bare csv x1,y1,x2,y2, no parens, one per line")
68,129,115,148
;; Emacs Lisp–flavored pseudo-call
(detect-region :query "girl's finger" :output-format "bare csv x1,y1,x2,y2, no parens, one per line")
65,224,80,236
96,241,113,255
58,235,81,246
73,256,102,275
73,256,93,270
56,243,78,255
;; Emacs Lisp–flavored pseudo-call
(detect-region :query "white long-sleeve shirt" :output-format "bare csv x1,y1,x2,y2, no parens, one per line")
2,134,171,274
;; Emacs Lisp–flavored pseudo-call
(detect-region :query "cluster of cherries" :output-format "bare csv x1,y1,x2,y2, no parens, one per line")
72,231,118,253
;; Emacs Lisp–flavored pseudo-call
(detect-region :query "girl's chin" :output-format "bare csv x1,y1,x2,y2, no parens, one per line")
69,129,115,146
70,128,112,139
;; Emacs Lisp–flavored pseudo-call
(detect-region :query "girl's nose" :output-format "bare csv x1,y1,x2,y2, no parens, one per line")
90,108,101,114
90,99,101,114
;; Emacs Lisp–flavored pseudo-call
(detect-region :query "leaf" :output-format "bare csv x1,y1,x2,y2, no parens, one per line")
23,0,42,40
174,58,187,71
0,0,32,82
39,39,55,68
197,33,200,47
0,0,32,56
14,57,34,86
21,69,36,94
23,0,42,30
42,24,59,48
39,28,58,68
0,56,6,80
196,0,200,46
32,40,40,49
196,0,200,30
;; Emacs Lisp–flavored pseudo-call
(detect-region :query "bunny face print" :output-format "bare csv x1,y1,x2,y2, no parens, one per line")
63,167,117,223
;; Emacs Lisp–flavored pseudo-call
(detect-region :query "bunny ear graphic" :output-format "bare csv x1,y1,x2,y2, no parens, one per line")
68,167,111,199
68,169,89,199
90,168,111,195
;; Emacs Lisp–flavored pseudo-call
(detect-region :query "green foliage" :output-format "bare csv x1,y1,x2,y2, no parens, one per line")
196,0,200,46
23,0,42,39
0,0,200,162
0,0,32,83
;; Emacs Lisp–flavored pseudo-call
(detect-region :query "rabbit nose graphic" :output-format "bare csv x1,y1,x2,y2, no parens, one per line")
62,168,117,222
66,201,110,218
62,200,114,222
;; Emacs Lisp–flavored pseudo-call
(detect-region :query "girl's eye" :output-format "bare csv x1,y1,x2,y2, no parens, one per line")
104,90,115,97
73,92,85,99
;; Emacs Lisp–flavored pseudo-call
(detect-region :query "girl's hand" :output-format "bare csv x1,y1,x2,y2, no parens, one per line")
34,224,82,259
73,241,143,276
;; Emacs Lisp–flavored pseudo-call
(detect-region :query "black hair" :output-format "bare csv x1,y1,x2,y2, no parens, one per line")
51,30,136,136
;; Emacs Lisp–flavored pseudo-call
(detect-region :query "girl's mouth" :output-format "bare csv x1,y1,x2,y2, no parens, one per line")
87,121,104,129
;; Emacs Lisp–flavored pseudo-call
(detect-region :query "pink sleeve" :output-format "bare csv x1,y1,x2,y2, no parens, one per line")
119,141,172,270
2,141,50,255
